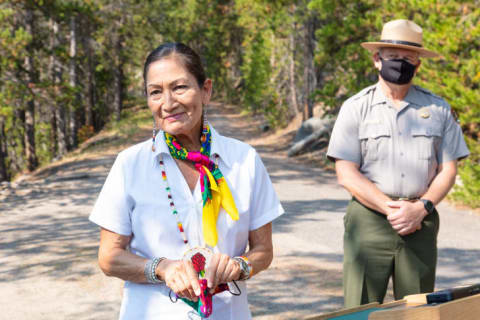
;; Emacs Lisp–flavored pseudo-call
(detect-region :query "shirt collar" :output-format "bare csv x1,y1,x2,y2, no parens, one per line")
372,82,417,110
371,82,388,106
209,126,233,168
152,124,233,168
404,85,418,105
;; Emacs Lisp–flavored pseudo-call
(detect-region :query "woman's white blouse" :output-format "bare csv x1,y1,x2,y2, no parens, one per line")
89,126,284,320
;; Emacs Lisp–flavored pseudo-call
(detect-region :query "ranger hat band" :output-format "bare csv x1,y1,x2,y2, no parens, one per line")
361,19,439,58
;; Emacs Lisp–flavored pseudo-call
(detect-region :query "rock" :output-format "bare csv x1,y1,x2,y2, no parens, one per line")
288,117,336,157
293,117,329,143
260,123,270,132
0,181,10,192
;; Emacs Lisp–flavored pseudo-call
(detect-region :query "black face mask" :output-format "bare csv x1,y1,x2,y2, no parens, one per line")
379,57,417,85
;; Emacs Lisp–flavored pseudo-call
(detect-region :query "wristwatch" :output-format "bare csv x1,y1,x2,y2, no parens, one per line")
233,256,252,281
420,199,435,215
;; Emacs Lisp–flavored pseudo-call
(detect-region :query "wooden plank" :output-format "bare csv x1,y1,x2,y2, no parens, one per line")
304,302,380,320
305,294,480,320
368,305,437,320
438,294,480,320
369,293,480,320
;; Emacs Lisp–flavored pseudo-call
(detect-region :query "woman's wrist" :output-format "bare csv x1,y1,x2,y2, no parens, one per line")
155,258,173,282
233,256,253,280
144,257,166,284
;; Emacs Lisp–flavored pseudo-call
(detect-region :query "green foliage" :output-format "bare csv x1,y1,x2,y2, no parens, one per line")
308,0,479,207
35,122,54,164
450,137,480,208
234,0,293,126
0,0,478,207
309,0,379,112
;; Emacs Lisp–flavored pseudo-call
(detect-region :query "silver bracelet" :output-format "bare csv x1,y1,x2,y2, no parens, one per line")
144,257,166,284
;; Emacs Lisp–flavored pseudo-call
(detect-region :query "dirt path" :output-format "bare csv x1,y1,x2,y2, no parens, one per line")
1,104,480,319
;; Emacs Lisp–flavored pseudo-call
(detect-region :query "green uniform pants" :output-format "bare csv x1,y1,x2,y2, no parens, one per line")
343,198,439,308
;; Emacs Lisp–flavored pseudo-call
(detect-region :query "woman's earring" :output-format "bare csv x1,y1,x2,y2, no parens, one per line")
152,118,157,152
202,105,208,134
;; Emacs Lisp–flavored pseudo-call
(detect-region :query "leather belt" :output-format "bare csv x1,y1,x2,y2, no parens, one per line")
388,196,420,202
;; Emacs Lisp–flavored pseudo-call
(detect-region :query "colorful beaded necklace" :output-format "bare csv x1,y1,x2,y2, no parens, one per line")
159,157,189,244
159,124,239,247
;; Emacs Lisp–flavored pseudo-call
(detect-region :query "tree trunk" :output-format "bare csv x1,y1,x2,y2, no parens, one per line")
48,18,58,158
0,117,9,181
50,18,67,157
303,15,316,121
12,105,25,172
288,6,299,117
68,14,78,149
83,20,94,128
24,5,38,171
112,32,124,122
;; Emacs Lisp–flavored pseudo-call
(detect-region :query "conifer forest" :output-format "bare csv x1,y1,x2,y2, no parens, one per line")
0,0,479,206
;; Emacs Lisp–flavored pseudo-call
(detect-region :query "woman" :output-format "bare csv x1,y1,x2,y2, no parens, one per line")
89,42,284,319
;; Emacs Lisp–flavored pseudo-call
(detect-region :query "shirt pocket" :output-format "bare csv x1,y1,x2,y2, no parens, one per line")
359,124,391,161
411,127,442,160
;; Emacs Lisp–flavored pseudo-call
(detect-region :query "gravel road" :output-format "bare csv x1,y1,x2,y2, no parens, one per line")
1,104,479,319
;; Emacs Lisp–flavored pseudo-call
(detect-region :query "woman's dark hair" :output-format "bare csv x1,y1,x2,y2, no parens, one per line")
143,42,206,93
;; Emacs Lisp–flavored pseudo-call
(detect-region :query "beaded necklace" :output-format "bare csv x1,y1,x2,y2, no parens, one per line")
161,125,239,247
158,125,241,318
159,156,189,244
158,153,220,245
158,123,211,245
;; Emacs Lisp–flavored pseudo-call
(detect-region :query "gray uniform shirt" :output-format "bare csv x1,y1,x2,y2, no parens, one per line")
327,82,469,198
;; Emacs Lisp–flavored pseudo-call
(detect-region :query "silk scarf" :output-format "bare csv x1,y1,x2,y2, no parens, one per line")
164,125,239,247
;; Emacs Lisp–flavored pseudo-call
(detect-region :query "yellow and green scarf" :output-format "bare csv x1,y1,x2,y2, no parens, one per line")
164,125,239,247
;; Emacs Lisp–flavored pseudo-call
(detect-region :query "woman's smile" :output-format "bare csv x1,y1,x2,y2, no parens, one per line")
164,112,186,122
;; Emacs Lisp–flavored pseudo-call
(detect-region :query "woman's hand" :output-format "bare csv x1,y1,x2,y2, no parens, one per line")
205,253,241,294
158,259,201,302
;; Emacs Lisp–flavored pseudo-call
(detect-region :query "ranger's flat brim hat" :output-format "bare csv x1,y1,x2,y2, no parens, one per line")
361,19,439,58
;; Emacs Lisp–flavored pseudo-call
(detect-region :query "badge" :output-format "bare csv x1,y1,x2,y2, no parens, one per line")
419,107,430,119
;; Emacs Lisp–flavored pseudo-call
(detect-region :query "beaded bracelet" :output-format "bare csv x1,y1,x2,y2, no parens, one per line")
144,257,166,284
240,255,253,279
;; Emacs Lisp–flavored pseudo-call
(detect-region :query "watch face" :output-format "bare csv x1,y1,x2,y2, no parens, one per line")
423,199,434,213
235,257,250,280
238,259,248,272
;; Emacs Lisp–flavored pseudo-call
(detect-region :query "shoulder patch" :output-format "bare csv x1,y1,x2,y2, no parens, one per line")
450,108,460,123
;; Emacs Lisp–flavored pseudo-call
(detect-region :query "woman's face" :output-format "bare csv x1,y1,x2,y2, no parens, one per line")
145,56,212,139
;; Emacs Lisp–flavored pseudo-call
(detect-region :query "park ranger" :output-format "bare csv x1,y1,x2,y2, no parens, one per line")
327,19,470,307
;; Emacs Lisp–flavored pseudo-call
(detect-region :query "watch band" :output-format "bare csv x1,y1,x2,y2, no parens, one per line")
420,199,435,215
233,256,253,280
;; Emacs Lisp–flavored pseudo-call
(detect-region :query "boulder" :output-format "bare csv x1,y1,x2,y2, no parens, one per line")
288,117,336,157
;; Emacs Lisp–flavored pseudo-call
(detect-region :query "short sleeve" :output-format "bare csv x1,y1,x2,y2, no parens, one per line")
248,150,284,231
326,100,361,164
89,152,134,236
438,106,470,163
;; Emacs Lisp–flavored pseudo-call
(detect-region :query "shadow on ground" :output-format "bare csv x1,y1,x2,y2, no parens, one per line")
1,103,480,319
